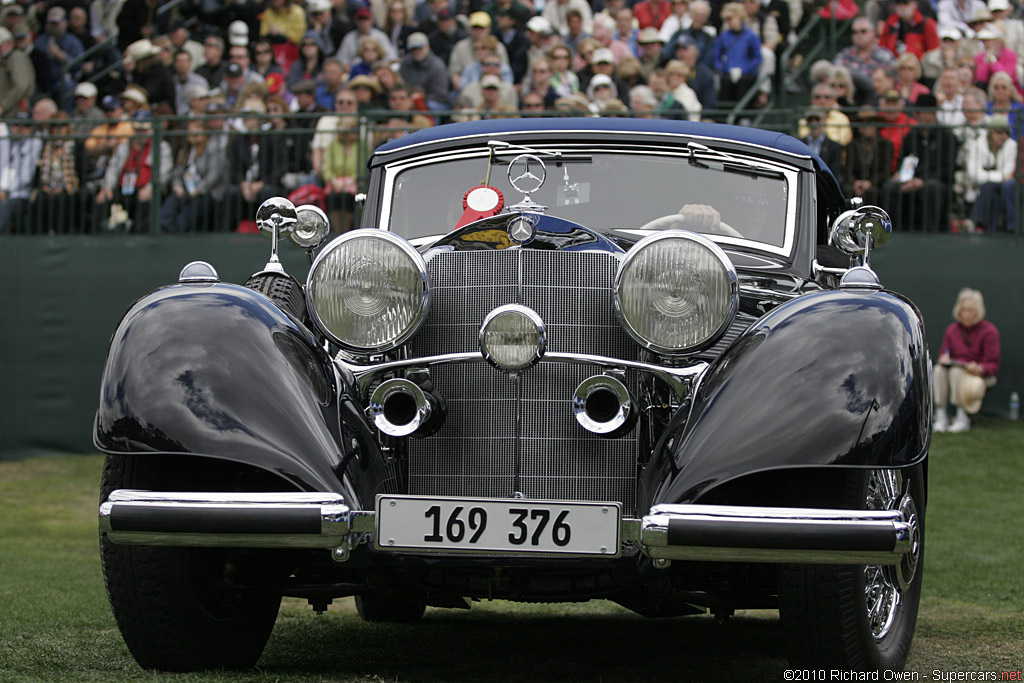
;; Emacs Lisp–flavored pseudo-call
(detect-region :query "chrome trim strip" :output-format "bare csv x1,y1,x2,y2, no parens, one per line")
639,504,912,565
99,490,351,548
374,128,817,165
378,141,800,257
340,352,708,399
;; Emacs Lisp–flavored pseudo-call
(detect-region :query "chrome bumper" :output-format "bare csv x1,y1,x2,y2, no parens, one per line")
100,491,913,565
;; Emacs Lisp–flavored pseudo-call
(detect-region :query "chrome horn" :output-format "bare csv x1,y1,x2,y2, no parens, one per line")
573,374,636,437
369,378,435,437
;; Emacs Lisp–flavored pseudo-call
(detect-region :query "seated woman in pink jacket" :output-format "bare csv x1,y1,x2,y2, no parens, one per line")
974,25,1020,94
934,288,1001,432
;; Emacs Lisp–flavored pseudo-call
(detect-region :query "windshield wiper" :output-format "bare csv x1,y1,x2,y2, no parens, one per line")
686,142,783,179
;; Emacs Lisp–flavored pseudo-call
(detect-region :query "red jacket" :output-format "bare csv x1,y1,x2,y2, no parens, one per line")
633,0,672,29
879,10,939,58
940,319,1001,377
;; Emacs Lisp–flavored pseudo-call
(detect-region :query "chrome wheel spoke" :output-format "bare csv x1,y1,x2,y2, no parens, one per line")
864,470,904,640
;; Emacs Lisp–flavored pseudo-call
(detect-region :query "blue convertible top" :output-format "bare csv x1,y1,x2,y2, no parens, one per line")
373,117,838,188
376,117,811,159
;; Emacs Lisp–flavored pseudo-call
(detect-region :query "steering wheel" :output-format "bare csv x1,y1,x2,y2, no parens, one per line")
637,213,744,237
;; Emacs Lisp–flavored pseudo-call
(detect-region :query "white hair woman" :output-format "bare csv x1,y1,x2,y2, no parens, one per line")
934,288,1001,432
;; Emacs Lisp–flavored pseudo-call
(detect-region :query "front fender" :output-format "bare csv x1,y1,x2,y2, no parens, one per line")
645,288,931,507
94,282,384,502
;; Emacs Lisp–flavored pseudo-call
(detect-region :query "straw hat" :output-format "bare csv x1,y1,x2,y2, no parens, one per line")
123,39,162,64
119,84,150,108
959,374,987,413
348,74,381,93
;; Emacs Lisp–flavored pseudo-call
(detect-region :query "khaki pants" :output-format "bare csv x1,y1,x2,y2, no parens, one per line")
934,364,996,415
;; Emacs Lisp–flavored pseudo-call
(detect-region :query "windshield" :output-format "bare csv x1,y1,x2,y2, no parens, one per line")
381,148,797,253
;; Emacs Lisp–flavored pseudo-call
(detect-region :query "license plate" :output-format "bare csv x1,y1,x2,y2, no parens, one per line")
375,496,621,557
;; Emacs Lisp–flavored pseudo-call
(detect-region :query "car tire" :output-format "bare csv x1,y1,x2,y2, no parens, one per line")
244,272,308,323
355,593,427,623
778,465,925,671
99,455,283,672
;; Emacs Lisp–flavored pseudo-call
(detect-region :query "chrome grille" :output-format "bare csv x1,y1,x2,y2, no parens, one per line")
408,249,639,515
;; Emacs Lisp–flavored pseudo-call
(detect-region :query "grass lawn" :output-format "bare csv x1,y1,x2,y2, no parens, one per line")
1,423,1022,682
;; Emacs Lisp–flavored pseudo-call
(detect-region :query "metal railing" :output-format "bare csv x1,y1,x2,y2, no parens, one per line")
1,109,1020,235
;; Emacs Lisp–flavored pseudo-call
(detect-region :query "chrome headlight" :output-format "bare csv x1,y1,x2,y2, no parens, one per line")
479,304,546,373
614,231,738,354
307,230,430,352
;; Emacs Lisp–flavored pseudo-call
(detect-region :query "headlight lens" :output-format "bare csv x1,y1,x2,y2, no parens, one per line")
614,231,737,354
307,230,430,352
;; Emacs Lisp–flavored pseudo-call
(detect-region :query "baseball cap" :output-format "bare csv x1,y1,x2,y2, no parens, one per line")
74,82,98,98
120,85,150,107
481,73,501,89
592,47,614,64
354,7,373,19
638,27,663,44
976,25,1003,40
228,20,249,46
185,83,210,101
469,11,492,28
938,25,961,40
805,106,826,122
226,62,244,77
290,79,317,95
526,15,553,34
100,95,121,111
989,0,1011,10
407,31,429,49
675,33,696,49
308,0,331,12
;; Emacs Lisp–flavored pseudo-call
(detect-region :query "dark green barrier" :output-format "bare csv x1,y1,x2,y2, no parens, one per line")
0,234,311,459
873,233,1023,420
0,232,1020,459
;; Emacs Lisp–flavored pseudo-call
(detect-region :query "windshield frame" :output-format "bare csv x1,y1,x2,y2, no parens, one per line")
376,142,802,258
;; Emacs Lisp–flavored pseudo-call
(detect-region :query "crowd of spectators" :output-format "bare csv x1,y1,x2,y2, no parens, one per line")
801,0,1024,232
1,0,1023,232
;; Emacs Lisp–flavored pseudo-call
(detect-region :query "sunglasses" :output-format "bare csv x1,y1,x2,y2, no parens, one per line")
255,49,271,55
483,61,501,67
523,102,544,108
852,28,871,33
336,99,357,105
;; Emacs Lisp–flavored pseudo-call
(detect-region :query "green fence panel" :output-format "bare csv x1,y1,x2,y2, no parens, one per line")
0,234,311,459
0,232,1020,459
873,233,1022,420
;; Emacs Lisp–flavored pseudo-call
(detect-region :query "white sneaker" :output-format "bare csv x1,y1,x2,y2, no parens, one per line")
949,411,971,433
933,408,949,433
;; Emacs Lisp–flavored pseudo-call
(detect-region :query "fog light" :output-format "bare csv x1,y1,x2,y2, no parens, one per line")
479,305,546,373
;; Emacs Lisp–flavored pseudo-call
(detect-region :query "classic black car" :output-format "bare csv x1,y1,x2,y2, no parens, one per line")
96,118,928,672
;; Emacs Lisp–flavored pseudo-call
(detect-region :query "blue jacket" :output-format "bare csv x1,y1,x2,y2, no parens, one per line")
713,27,762,77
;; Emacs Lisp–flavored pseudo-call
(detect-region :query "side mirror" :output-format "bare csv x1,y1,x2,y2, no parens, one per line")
829,205,891,268
256,197,298,273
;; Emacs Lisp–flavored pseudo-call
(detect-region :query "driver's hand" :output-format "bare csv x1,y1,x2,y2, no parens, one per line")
676,204,721,232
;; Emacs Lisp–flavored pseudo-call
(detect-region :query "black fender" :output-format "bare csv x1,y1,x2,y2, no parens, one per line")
94,282,387,506
643,288,931,508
